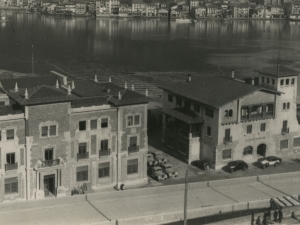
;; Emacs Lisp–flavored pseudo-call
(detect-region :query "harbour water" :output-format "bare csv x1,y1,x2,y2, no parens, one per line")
0,11,300,79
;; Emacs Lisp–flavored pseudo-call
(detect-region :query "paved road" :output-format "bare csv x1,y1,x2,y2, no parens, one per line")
1,175,300,225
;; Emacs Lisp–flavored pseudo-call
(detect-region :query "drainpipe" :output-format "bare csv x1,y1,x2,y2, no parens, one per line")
115,107,121,190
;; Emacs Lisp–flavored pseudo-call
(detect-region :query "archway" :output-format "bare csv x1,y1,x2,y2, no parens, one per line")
257,144,267,157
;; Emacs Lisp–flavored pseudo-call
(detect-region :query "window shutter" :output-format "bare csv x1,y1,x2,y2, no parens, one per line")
49,125,56,136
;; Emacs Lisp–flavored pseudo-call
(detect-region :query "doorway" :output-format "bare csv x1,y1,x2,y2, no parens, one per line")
44,174,55,197
257,144,267,157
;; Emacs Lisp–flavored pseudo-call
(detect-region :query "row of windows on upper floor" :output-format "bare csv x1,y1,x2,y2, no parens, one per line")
261,76,295,86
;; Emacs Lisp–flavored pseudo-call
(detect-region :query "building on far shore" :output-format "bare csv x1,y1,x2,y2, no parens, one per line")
0,72,149,202
160,65,300,170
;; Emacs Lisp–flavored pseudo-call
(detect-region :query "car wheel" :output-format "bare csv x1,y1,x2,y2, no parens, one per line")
242,166,247,171
230,168,234,173
155,176,159,181
274,162,278,167
266,163,269,167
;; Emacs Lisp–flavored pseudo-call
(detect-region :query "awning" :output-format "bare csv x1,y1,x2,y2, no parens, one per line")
160,107,204,124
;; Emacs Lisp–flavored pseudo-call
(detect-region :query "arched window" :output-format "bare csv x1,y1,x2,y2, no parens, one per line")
283,103,286,110
287,102,290,109
243,146,253,155
229,109,233,117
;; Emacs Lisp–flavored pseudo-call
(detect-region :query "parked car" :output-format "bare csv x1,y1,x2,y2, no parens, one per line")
150,166,168,181
159,163,178,178
192,159,211,170
147,153,158,166
258,156,282,169
224,160,248,173
149,151,167,164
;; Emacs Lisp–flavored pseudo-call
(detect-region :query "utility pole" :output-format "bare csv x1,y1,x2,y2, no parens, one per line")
31,45,34,76
184,169,188,225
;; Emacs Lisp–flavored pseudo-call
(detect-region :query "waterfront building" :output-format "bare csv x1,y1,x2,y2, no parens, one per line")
96,0,109,16
232,3,250,18
132,0,144,14
206,4,223,18
158,7,168,17
0,73,149,202
190,0,200,9
192,4,206,18
65,2,76,13
268,5,284,18
146,3,157,16
258,0,282,6
160,66,300,170
153,0,161,9
76,1,87,14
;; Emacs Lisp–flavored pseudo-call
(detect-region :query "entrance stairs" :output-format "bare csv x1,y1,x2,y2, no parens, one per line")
271,196,300,209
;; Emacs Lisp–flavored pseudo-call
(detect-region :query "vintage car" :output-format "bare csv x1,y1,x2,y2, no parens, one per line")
159,163,178,178
149,151,167,164
150,166,168,181
258,156,282,169
223,160,248,173
147,153,158,166
192,159,211,170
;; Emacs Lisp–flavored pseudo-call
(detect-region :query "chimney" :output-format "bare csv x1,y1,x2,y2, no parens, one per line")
124,82,127,89
118,91,121,100
14,82,18,92
68,85,71,95
71,81,75,89
24,88,29,99
145,89,148,97
251,77,255,85
94,75,98,82
132,84,135,91
109,77,112,83
56,79,59,89
188,74,191,82
231,70,235,78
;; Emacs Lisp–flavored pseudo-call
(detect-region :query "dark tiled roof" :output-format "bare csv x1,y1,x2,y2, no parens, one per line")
71,96,109,108
161,108,204,124
258,66,299,77
7,86,78,106
0,105,23,116
160,76,262,109
0,76,58,91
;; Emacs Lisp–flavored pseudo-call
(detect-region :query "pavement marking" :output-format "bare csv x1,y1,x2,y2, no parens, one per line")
85,197,111,221
246,184,274,198
258,180,289,196
208,187,239,203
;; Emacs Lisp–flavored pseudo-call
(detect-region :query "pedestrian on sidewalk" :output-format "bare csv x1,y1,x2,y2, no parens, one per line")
256,216,262,225
267,216,274,224
278,209,283,223
273,210,278,222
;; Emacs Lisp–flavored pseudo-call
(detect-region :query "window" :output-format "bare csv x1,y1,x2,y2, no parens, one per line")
194,104,200,113
49,125,56,136
184,101,190,109
5,177,18,195
128,115,140,126
243,146,253,155
6,153,15,164
207,126,211,137
266,78,270,84
262,77,265,83
90,119,97,130
205,108,214,118
292,78,295,85
247,125,252,134
294,137,300,147
79,121,86,131
228,109,233,117
260,123,266,132
44,148,53,161
127,159,138,174
101,118,108,128
168,94,173,102
241,107,249,117
76,166,88,182
78,143,87,154
41,127,48,137
222,149,231,160
167,136,173,147
287,102,290,109
6,129,14,140
176,98,182,107
101,139,108,150
266,104,273,113
224,129,231,141
280,79,284,86
283,120,288,129
272,79,275,85
0,101,5,106
283,103,286,110
280,139,288,150
98,162,109,178
286,79,289,85
129,136,137,147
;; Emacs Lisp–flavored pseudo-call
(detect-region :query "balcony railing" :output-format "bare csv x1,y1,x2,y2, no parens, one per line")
191,132,200,138
128,146,139,154
99,149,111,157
41,159,60,167
223,136,232,144
281,127,289,135
77,152,89,161
241,112,274,122
5,163,18,171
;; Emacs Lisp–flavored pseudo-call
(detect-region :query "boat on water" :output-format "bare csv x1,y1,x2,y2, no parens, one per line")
176,17,193,23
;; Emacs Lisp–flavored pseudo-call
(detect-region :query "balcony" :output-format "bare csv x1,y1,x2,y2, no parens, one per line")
128,146,139,154
41,159,60,167
241,112,274,122
5,163,18,171
99,149,111,157
223,136,232,144
191,132,200,138
77,152,89,161
281,128,289,135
